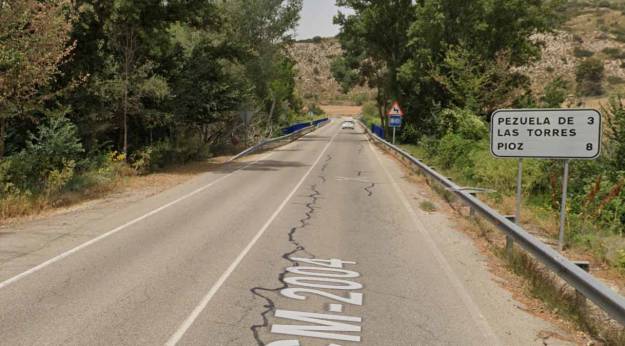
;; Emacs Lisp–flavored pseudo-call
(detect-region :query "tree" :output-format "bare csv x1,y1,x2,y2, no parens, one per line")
576,57,604,97
333,0,415,130
171,38,245,143
0,0,74,157
605,96,625,171
2,0,303,169
542,76,570,107
100,0,218,154
402,0,558,122
221,0,303,135
333,0,560,139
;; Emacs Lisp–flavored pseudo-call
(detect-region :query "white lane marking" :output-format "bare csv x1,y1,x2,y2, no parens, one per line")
291,257,356,267
0,151,277,291
367,141,502,345
271,309,361,342
165,128,339,346
266,341,300,346
335,176,372,184
329,304,343,313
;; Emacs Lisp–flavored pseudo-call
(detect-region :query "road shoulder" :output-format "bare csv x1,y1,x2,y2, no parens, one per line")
368,140,585,345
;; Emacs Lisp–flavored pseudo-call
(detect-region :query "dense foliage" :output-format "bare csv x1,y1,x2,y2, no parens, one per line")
0,0,303,213
334,0,625,263
333,0,560,134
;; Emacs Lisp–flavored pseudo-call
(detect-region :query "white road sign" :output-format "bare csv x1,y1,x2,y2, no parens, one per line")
490,109,601,159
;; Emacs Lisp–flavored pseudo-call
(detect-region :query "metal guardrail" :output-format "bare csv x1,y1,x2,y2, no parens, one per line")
360,120,625,325
230,119,330,162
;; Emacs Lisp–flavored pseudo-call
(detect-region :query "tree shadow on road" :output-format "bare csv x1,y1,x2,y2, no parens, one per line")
297,135,330,142
213,159,310,173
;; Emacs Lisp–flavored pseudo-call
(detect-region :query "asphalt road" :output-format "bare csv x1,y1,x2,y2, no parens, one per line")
0,119,571,345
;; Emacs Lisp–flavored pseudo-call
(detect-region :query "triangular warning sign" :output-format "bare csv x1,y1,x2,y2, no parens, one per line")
386,101,404,117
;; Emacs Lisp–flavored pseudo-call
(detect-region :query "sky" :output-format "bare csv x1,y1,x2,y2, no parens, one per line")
296,0,351,40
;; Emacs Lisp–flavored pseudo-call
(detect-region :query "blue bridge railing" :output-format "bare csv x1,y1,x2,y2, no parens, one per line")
282,118,329,135
371,124,384,138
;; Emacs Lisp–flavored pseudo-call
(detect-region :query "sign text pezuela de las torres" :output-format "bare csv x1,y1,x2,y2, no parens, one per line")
490,109,601,159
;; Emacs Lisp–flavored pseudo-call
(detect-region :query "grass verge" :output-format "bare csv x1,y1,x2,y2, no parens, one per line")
502,244,625,345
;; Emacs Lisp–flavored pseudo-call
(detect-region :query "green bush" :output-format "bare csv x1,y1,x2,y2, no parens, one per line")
307,103,324,116
399,122,421,144
1,116,84,192
602,47,625,60
605,96,625,171
607,76,625,85
44,160,76,197
541,77,569,107
360,101,380,127
434,133,477,170
437,108,488,140
576,58,604,96
574,47,594,58
351,93,368,106
471,149,547,194
131,137,210,174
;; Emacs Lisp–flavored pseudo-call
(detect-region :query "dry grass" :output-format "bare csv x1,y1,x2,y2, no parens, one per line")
0,156,233,224
0,175,125,222
566,8,625,34
419,200,437,212
503,247,625,346
433,176,625,344
320,105,363,117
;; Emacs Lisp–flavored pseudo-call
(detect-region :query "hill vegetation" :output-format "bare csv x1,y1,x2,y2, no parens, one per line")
329,0,625,323
0,0,305,218
519,2,625,107
288,37,373,107
290,1,625,111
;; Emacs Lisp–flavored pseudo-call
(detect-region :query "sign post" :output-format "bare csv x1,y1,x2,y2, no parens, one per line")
559,160,571,251
508,158,523,254
491,109,602,252
387,101,404,145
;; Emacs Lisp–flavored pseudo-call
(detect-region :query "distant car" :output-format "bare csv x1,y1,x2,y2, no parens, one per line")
341,120,355,130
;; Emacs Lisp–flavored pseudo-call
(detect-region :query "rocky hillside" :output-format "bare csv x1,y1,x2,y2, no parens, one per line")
519,5,625,108
287,37,374,105
289,4,625,108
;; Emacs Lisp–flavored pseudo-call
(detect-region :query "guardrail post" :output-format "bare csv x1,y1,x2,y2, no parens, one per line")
573,261,590,312
504,215,516,256
469,192,477,218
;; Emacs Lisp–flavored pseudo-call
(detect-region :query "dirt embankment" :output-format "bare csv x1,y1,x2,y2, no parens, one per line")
320,105,362,117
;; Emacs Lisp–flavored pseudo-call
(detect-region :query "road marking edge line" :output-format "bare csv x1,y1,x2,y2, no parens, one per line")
165,127,339,346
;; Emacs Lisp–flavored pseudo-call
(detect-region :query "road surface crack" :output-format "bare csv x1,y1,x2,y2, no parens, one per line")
357,171,374,196
249,155,332,345
364,182,375,197
321,154,332,172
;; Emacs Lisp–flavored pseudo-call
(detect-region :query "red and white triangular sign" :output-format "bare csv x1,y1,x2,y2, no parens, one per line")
386,101,404,117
